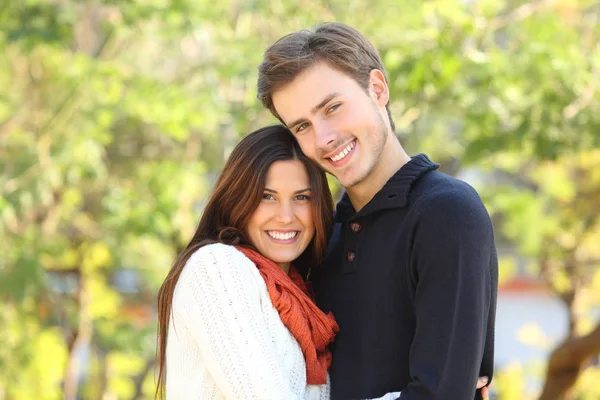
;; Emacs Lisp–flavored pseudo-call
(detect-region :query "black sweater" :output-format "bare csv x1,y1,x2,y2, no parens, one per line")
313,154,498,400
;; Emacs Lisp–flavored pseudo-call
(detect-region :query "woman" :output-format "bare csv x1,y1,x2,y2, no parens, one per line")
155,125,491,399
156,125,336,399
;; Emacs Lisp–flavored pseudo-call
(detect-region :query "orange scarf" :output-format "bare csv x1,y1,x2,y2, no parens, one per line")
236,246,339,385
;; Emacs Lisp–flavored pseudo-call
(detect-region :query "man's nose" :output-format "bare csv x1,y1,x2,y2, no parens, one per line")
314,120,337,150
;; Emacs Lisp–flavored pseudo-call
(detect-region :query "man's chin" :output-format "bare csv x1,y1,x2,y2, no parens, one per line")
341,167,375,189
338,174,363,189
322,163,365,188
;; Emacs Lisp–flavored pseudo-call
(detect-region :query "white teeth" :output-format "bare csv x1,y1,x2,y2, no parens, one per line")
330,141,355,162
267,231,298,240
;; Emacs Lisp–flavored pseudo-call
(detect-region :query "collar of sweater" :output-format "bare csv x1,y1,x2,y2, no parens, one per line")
335,153,439,222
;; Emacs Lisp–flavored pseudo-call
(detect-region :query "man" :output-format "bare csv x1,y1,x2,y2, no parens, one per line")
257,23,498,400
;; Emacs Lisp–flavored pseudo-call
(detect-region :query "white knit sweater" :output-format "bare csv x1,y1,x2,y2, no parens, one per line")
166,243,330,400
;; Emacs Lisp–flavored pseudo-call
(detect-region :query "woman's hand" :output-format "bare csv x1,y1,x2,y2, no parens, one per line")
476,376,490,400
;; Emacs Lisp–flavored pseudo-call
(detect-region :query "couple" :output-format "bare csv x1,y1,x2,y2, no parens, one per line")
156,22,498,400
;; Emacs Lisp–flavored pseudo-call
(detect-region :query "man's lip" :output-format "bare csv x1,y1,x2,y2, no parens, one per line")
323,139,356,160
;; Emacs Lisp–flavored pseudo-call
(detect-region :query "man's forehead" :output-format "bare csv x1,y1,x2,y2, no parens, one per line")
288,63,350,92
273,64,353,117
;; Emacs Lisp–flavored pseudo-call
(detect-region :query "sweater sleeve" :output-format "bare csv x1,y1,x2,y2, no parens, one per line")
305,374,331,400
169,243,301,400
400,185,497,400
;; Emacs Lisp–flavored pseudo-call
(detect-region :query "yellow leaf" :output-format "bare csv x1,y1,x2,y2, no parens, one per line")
88,274,121,320
517,322,550,348
81,241,112,272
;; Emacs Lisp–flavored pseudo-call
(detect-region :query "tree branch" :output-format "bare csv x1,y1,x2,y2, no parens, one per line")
563,58,598,119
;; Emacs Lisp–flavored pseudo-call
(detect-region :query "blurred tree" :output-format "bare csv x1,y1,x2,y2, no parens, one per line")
0,0,598,399
480,150,600,399
0,1,251,398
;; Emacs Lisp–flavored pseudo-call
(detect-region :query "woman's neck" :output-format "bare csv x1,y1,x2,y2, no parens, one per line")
277,262,290,275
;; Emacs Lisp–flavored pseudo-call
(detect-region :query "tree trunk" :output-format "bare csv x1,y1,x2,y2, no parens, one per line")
131,358,155,400
64,273,93,400
94,347,109,400
538,322,600,400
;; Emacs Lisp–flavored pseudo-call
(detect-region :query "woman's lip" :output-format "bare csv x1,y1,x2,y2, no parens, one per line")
265,231,300,243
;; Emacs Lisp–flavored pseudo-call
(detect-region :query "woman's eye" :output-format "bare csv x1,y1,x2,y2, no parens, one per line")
262,193,275,200
295,195,311,201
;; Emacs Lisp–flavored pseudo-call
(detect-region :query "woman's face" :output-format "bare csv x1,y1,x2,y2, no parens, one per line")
246,160,316,273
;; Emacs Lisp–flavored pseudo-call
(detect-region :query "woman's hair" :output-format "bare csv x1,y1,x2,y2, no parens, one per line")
155,125,334,398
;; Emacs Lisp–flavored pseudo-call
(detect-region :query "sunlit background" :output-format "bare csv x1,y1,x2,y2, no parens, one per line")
1,1,599,399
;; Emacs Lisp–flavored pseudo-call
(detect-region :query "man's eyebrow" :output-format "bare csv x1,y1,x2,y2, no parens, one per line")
287,92,341,130
311,92,341,114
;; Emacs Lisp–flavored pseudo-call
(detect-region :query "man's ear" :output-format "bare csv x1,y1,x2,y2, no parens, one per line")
369,69,390,107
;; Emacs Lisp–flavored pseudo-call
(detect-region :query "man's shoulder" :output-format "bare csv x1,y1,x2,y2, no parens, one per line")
415,170,484,209
411,171,493,233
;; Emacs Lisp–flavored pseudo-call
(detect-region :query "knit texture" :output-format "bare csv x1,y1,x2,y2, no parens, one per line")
235,246,339,385
166,243,330,400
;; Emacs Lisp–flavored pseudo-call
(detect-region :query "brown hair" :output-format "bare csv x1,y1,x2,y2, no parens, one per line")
257,22,396,132
154,125,334,398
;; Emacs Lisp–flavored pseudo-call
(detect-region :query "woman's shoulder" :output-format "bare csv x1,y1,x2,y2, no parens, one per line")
173,243,263,311
189,242,249,264
181,243,257,282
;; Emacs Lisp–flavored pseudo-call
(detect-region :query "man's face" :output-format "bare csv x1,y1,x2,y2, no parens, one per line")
272,62,390,188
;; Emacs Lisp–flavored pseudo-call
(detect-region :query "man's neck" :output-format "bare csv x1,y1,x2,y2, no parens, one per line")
346,137,410,212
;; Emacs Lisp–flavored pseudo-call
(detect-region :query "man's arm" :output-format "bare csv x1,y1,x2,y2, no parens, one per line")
400,184,497,400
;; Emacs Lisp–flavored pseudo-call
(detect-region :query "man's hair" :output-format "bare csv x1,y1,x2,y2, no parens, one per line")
257,22,396,132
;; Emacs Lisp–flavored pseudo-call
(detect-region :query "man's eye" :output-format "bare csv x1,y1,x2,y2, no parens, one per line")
327,104,341,113
296,122,310,133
